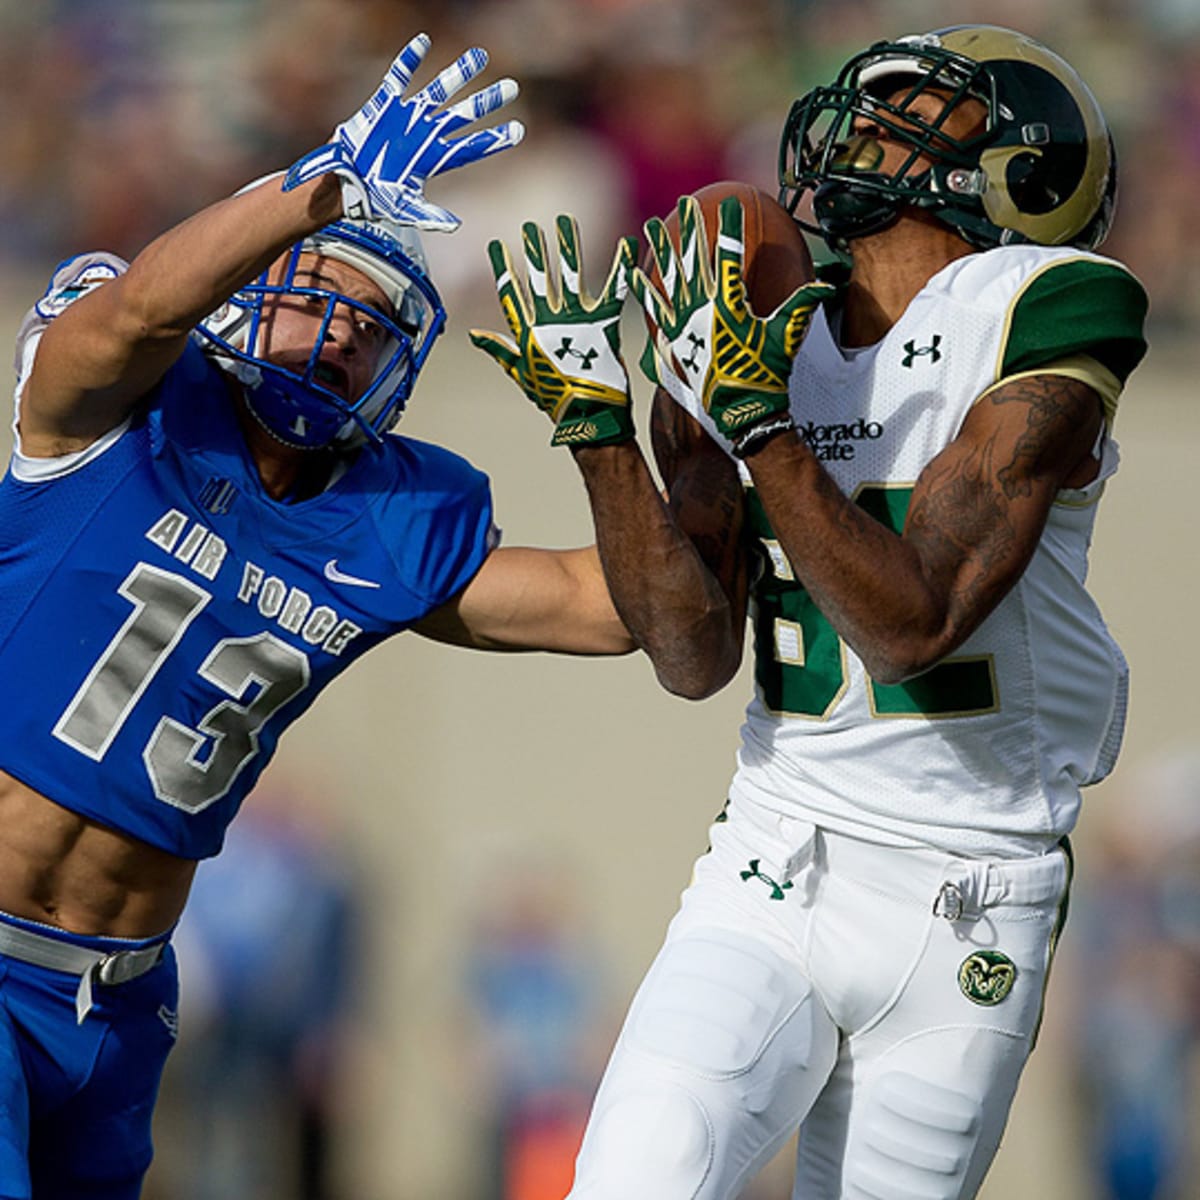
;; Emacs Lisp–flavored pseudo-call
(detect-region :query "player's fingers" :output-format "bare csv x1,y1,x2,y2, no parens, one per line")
604,236,639,306
715,195,749,317
414,47,489,109
435,121,525,175
772,281,836,353
640,216,679,299
379,186,461,231
520,221,558,313
467,328,521,377
443,78,520,127
485,238,535,331
776,280,836,320
383,33,431,95
716,194,747,254
555,215,586,308
677,194,714,297
628,265,675,332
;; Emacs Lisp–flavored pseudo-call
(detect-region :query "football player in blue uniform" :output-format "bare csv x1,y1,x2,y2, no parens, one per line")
0,34,630,1200
475,24,1149,1200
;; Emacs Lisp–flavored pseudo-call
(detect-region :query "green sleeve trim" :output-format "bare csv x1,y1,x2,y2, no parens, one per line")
1000,259,1148,384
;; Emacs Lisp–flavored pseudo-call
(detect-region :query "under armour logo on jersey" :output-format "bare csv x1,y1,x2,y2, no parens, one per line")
739,858,793,901
554,337,598,370
901,334,942,368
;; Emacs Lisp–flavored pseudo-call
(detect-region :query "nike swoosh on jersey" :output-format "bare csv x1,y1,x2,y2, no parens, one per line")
323,559,381,589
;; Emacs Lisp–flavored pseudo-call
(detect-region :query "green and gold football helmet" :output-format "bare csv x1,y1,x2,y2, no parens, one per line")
778,25,1116,252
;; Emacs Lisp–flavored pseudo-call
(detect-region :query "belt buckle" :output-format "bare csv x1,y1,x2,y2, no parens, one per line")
95,946,159,986
76,947,157,1024
96,950,130,986
933,881,965,922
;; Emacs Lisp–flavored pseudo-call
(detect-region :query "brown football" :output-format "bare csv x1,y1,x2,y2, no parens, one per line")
644,180,815,316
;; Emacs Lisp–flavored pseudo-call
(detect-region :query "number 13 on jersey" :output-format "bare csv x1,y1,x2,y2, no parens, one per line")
53,563,309,813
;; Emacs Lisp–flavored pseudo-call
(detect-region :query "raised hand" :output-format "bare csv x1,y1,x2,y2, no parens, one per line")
470,216,639,448
284,32,524,231
631,193,832,455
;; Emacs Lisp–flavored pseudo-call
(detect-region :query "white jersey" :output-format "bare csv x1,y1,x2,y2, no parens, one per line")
673,244,1148,858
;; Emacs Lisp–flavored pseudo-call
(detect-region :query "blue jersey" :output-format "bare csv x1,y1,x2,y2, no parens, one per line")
1,283,495,860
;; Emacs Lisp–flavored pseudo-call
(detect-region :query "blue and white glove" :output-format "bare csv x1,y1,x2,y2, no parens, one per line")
283,32,524,231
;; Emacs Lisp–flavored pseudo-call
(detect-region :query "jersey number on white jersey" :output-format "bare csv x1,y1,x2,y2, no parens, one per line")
747,485,998,721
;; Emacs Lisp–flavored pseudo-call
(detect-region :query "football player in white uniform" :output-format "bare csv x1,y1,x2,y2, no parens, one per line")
475,24,1149,1200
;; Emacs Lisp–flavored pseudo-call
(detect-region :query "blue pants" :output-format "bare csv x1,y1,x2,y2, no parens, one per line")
0,922,178,1200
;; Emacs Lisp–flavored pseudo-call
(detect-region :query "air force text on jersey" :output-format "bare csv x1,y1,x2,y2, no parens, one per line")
146,508,363,657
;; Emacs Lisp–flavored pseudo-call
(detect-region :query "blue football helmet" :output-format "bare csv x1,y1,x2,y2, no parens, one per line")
778,25,1116,254
196,216,446,450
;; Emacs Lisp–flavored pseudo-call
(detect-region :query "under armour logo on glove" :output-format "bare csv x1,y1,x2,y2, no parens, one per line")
284,32,524,231
471,215,639,448
680,331,707,372
554,338,599,369
630,193,832,452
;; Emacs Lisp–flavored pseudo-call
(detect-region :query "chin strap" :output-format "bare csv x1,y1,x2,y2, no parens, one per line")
813,178,906,245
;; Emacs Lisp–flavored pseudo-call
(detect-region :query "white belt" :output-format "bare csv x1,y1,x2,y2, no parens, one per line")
812,825,1069,920
932,849,1069,921
0,919,167,1023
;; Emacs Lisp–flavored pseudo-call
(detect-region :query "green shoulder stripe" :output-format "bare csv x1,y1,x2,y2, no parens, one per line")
1001,259,1148,384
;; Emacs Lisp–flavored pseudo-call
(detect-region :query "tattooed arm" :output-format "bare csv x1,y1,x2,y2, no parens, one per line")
571,388,748,699
741,373,1104,684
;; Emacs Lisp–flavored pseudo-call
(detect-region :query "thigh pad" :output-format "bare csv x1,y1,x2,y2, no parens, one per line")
628,926,817,1078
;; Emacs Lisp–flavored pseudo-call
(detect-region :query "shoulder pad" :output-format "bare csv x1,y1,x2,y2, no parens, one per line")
15,252,130,383
33,251,129,322
1002,254,1148,384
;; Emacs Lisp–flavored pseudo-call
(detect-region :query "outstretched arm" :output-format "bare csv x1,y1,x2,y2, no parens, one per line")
412,545,634,655
22,32,523,458
22,174,344,457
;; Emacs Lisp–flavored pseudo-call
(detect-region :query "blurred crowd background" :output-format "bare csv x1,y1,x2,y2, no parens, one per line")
1,1,1197,1199
3,0,1200,328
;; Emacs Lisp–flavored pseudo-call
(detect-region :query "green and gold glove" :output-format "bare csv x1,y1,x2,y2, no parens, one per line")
631,194,832,457
470,216,638,447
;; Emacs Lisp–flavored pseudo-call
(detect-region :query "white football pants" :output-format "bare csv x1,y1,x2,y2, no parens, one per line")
567,797,1069,1200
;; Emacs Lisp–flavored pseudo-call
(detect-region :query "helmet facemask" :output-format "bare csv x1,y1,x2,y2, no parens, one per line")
196,219,446,451
779,27,1116,254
